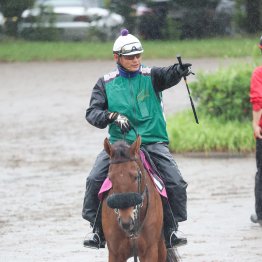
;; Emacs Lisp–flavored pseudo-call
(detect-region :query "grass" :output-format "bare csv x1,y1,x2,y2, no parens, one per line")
0,36,259,62
0,40,111,62
167,111,255,154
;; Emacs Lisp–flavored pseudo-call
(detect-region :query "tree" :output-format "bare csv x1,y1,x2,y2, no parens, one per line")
0,0,34,17
173,0,219,9
170,0,220,39
245,0,261,33
0,0,34,35
138,0,170,40
109,0,138,33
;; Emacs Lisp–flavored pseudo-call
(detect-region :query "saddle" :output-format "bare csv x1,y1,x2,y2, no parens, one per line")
98,148,167,200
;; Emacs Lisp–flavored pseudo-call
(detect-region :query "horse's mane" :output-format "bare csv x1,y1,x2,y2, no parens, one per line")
111,140,132,162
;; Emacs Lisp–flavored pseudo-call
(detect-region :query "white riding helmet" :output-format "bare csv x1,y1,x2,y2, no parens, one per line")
113,29,144,56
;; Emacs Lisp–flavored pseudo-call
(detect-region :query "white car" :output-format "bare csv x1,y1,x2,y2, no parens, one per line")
18,0,124,40
0,11,4,34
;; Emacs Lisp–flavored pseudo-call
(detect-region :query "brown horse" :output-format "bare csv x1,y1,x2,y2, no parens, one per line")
102,136,179,262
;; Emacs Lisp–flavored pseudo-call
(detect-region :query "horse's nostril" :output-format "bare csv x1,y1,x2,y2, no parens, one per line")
121,222,130,231
119,218,135,231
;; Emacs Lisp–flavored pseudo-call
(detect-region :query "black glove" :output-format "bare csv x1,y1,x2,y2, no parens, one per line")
176,63,192,77
107,112,132,134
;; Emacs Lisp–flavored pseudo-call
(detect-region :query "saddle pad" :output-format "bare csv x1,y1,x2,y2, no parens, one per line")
139,150,167,198
98,150,167,200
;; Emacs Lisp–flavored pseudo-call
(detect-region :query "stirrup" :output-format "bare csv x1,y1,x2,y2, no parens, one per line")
165,230,187,248
83,232,106,249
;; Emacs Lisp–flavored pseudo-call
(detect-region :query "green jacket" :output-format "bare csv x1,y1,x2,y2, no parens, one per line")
86,64,182,144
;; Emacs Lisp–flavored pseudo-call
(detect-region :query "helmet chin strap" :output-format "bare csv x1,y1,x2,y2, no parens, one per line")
117,61,129,72
117,57,122,65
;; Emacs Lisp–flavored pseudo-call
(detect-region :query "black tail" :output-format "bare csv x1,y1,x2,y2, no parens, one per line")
166,248,180,262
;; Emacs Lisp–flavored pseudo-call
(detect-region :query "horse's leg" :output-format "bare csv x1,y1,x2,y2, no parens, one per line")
158,239,167,262
108,250,128,262
108,252,118,262
139,244,159,262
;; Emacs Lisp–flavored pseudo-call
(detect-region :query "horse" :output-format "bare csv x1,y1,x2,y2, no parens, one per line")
101,136,179,262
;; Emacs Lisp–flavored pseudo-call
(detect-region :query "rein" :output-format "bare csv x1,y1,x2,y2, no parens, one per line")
109,157,138,164
130,166,149,262
132,185,149,262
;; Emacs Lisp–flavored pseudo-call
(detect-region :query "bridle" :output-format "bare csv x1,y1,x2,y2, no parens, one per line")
109,156,149,262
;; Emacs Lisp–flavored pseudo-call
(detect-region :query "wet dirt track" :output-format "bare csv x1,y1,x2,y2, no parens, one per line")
0,58,261,262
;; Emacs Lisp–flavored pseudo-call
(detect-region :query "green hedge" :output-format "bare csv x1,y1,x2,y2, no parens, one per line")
189,63,257,121
167,111,255,153
167,62,259,153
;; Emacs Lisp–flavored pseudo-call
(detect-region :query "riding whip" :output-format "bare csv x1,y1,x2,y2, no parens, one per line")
177,55,199,124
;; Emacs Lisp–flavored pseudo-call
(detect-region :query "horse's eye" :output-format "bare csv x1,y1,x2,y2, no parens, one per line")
130,172,138,181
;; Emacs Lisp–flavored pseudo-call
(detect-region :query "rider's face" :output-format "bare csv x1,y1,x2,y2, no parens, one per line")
114,54,141,72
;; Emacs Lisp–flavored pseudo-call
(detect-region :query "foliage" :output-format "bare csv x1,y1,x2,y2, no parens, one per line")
168,0,228,39
20,27,61,41
173,0,219,9
232,0,261,34
0,0,261,40
167,55,259,153
233,0,246,33
189,63,256,121
140,1,170,40
109,0,228,40
109,0,138,33
168,0,261,39
0,0,34,17
167,111,255,153
178,7,218,39
0,0,34,36
245,0,261,33
19,4,61,41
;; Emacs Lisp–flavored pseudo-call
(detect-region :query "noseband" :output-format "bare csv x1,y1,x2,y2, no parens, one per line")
108,156,149,238
109,157,138,164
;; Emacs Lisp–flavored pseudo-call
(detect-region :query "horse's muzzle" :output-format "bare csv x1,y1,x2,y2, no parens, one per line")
118,216,135,232
107,192,142,209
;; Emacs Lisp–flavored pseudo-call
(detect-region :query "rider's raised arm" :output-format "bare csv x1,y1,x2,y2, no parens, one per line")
151,64,182,92
85,78,109,129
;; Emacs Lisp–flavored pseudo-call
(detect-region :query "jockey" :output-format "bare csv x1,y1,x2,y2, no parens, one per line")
82,29,191,249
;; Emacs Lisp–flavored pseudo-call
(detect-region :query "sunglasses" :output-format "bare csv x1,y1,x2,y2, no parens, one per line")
122,54,141,60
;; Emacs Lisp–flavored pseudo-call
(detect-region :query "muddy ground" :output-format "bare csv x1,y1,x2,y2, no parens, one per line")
0,58,261,262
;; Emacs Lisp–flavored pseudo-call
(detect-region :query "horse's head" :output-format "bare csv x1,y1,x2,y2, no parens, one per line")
104,136,146,234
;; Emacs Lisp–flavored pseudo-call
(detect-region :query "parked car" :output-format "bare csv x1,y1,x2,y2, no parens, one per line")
18,0,124,41
0,10,5,35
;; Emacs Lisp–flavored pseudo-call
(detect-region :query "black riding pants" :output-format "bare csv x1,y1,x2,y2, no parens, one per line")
82,143,188,224
255,138,262,219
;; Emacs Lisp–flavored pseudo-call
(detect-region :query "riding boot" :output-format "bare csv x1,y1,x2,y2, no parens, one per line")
83,202,106,249
250,213,262,225
83,226,106,249
162,198,187,248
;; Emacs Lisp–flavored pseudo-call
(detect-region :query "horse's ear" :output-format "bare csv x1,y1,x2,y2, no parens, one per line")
104,137,112,157
130,135,141,155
